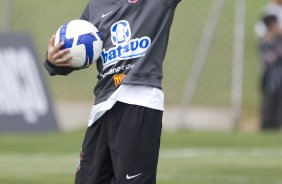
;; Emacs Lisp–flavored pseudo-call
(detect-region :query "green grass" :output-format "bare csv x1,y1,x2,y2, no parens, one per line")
1,2,281,183
0,131,282,184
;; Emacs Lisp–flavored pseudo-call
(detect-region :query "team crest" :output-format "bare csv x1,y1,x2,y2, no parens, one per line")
111,20,131,45
128,0,139,4
113,74,126,86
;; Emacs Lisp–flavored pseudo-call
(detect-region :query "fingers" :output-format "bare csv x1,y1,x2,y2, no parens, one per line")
47,48,73,67
53,48,70,60
47,34,73,67
56,62,74,67
56,62,73,67
54,55,73,67
48,35,64,51
54,41,65,51
48,35,56,48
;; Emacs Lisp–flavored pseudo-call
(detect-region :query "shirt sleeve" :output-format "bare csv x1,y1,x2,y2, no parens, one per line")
162,0,181,9
44,59,75,76
80,3,90,21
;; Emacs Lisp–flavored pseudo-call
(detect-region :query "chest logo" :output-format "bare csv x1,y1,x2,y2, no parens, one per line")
101,11,113,19
101,20,151,69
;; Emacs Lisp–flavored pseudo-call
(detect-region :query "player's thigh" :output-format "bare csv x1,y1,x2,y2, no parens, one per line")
108,103,163,184
75,118,114,184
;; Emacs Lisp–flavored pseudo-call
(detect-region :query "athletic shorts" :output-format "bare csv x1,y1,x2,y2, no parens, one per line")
75,102,163,184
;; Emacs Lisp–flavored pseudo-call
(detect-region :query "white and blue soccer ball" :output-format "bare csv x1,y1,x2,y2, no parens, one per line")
54,20,103,68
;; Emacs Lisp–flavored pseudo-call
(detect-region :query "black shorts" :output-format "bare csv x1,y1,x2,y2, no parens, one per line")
75,102,163,184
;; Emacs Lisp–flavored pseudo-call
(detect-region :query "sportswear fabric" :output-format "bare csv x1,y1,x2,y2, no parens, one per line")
44,0,181,105
75,102,163,184
260,36,282,94
262,92,282,129
259,36,282,129
88,84,164,127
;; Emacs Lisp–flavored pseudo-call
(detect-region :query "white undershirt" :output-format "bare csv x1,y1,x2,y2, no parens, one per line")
88,84,164,127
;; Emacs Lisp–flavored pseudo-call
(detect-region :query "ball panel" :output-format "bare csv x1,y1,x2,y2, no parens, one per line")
66,20,98,39
54,19,103,69
93,40,103,62
55,27,61,46
77,33,97,65
59,23,74,49
69,45,86,68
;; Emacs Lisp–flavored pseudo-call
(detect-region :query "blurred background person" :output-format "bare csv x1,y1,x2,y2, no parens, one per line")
259,14,282,130
255,0,282,38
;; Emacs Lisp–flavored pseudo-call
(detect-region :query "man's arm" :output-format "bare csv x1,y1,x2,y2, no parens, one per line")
44,3,91,76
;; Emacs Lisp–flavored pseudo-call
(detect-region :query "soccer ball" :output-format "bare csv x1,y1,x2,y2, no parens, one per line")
54,20,103,68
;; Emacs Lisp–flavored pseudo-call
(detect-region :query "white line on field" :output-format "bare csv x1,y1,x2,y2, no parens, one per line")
157,173,249,183
160,147,282,158
0,147,281,162
0,149,281,183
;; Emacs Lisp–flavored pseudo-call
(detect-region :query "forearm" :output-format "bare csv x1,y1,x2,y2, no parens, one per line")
44,58,75,76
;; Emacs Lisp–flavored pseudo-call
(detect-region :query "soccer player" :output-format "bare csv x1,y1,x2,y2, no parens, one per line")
260,15,282,130
44,0,181,183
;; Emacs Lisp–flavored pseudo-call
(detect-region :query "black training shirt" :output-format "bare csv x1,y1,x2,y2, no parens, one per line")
44,0,181,104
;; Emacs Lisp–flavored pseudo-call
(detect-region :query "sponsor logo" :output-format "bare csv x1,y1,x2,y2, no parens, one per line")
128,0,140,4
113,74,126,86
126,173,142,180
101,20,151,69
100,64,135,78
101,10,113,18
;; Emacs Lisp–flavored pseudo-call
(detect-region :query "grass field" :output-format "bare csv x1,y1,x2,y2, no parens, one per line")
0,131,282,184
1,2,282,183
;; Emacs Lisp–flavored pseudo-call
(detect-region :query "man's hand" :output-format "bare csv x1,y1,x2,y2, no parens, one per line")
47,35,73,67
